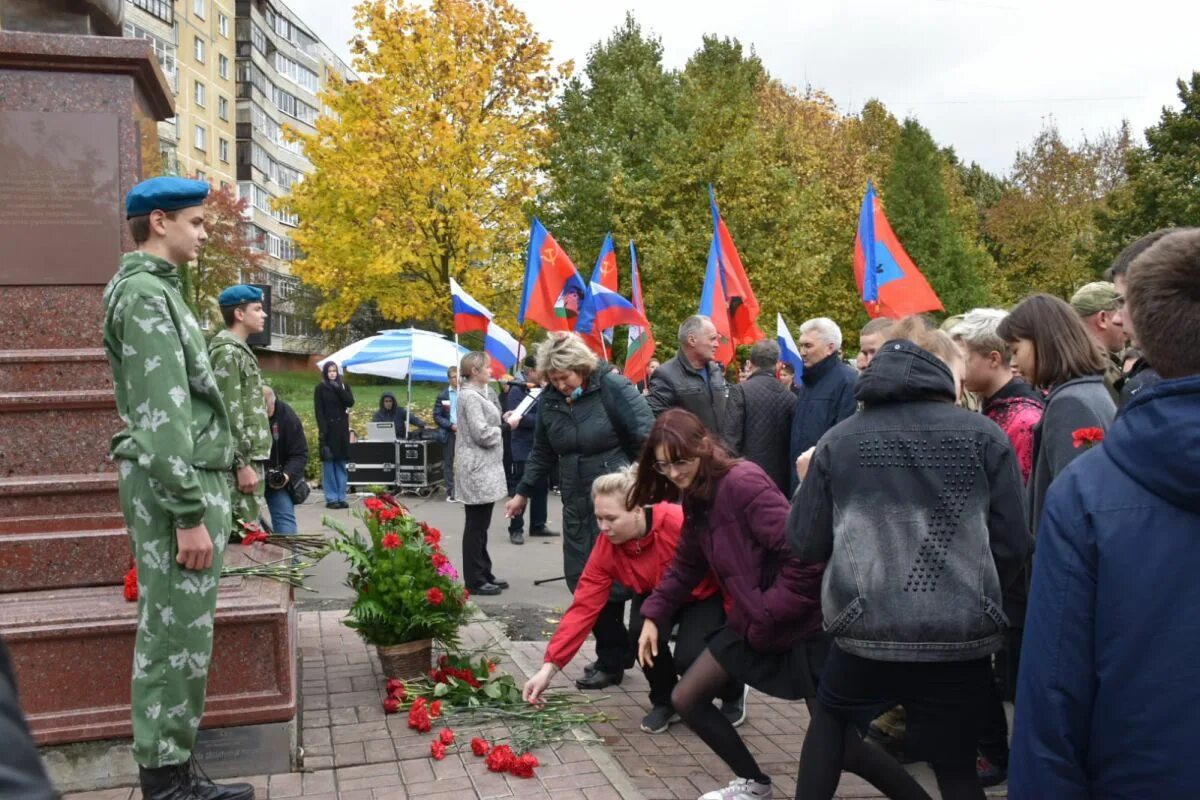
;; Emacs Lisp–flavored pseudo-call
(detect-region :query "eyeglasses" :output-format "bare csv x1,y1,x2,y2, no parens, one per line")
653,457,698,475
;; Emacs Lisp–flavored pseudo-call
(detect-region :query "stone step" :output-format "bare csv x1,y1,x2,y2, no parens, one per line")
0,390,119,478
0,547,296,746
0,472,120,518
0,527,129,592
0,348,113,393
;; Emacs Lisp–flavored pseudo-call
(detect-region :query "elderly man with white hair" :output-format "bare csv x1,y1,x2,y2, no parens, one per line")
787,317,858,493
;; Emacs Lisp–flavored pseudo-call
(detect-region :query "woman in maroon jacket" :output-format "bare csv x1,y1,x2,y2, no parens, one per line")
632,410,924,800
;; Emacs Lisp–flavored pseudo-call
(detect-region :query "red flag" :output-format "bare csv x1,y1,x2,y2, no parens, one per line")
519,218,588,332
624,242,656,384
854,181,944,318
709,186,764,344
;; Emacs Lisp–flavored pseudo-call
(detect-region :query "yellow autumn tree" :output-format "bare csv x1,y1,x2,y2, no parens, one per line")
281,0,568,329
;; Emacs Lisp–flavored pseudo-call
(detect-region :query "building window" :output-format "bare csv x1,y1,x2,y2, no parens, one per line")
194,37,204,63
218,12,229,37
196,170,207,181
219,138,230,162
194,81,205,107
132,0,172,24
193,0,205,20
218,96,229,121
218,54,229,79
194,124,207,151
273,52,320,93
124,22,177,92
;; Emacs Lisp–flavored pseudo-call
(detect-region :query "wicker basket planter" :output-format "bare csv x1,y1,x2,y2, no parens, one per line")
377,639,433,680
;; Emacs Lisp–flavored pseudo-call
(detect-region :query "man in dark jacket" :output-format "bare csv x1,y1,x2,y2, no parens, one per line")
432,367,458,501
646,315,727,435
788,317,857,492
503,360,554,544
724,339,797,494
1011,228,1200,798
263,386,308,534
1109,230,1172,408
373,392,427,432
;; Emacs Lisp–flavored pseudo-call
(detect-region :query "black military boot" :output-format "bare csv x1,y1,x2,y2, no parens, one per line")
139,764,201,800
184,758,256,800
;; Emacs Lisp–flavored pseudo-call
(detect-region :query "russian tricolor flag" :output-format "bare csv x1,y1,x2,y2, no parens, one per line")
776,313,803,385
577,281,647,335
450,277,493,335
484,320,524,379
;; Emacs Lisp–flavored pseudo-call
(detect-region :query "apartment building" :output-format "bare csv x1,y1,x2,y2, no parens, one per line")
122,0,350,353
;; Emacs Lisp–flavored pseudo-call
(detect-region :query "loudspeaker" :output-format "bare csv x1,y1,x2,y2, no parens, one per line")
246,282,272,348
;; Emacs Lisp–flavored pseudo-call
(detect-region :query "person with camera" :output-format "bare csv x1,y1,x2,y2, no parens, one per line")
262,385,309,534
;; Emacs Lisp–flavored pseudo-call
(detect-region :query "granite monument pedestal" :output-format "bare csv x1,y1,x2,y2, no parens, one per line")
0,28,297,791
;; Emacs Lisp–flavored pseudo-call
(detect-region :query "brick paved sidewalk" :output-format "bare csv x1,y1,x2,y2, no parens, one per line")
64,609,1006,799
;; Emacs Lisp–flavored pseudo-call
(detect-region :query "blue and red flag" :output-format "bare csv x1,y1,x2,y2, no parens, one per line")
624,241,656,385
854,181,944,318
578,281,648,334
449,277,492,335
589,233,620,344
484,320,525,379
519,218,587,331
700,185,764,364
699,232,734,364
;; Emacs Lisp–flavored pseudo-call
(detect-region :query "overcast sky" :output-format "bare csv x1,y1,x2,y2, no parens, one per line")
284,0,1197,175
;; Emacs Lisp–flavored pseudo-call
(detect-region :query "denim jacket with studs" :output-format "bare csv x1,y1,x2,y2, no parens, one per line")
787,340,1033,662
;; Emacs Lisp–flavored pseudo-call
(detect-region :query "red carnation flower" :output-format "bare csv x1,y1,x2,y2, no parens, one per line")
426,587,445,606
430,740,446,760
363,497,385,512
383,696,400,714
241,531,269,546
381,533,401,550
470,737,490,757
379,508,400,522
1072,427,1105,449
429,700,442,719
123,565,138,602
431,552,449,569
438,727,455,745
423,529,441,547
485,744,516,773
509,752,539,779
386,678,406,699
408,703,432,732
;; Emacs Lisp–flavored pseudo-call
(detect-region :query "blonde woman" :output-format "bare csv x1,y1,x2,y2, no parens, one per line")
454,352,508,595
522,466,734,734
504,331,653,689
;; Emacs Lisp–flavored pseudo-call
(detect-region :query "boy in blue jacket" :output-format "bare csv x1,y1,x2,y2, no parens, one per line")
1011,228,1200,798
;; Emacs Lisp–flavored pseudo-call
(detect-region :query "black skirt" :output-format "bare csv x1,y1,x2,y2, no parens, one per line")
707,626,830,701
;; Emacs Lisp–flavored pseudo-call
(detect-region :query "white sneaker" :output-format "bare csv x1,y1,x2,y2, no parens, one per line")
698,777,772,800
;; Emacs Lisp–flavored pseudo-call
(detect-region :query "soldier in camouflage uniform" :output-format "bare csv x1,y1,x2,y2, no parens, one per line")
105,177,254,800
209,285,270,533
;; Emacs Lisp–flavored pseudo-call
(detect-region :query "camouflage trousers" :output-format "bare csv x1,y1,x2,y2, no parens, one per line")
227,462,266,532
118,460,230,767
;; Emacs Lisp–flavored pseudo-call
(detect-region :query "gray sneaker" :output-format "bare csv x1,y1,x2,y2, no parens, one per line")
639,704,680,734
720,685,749,728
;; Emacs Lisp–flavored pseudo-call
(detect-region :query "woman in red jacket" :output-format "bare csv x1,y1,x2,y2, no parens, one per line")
522,465,740,734
632,410,925,800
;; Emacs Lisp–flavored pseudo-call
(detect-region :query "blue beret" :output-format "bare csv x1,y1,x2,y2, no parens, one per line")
218,284,264,307
125,177,209,219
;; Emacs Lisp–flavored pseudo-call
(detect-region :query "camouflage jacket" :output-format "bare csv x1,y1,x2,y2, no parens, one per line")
208,329,271,468
102,252,233,528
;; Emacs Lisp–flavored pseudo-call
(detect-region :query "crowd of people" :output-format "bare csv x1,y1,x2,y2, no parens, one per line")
453,227,1196,800
5,175,1196,800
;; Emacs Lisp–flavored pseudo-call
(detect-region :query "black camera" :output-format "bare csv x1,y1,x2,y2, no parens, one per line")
266,467,288,490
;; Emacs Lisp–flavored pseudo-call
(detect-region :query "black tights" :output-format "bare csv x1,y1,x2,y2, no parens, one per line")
798,701,983,800
671,650,928,799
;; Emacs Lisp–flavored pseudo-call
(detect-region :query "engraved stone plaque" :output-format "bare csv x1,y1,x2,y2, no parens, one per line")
0,110,121,285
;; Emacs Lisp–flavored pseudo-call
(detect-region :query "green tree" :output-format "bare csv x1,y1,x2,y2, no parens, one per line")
987,124,1127,301
882,119,995,314
179,183,264,329
1092,74,1200,270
